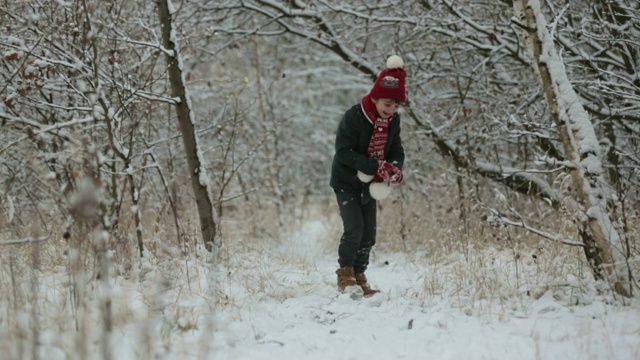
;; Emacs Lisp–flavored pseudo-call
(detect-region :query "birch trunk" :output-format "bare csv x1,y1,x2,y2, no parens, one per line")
157,0,218,252
513,0,632,297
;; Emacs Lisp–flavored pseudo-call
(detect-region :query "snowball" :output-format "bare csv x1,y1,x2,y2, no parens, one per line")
370,182,391,200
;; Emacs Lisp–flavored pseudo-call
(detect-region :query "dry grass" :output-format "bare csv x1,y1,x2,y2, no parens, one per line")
372,184,633,310
0,185,637,359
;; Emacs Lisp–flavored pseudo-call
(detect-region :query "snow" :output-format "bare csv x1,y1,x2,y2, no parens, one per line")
23,65,39,77
7,36,26,48
53,0,72,6
5,195,14,223
167,0,177,15
3,218,638,360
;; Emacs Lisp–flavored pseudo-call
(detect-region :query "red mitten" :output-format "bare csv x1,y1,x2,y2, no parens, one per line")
389,166,403,184
373,161,394,183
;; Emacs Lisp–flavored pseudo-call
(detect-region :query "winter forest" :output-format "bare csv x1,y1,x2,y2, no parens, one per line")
1,1,639,359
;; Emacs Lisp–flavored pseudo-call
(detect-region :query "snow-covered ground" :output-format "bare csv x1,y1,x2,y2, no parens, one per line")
2,219,639,360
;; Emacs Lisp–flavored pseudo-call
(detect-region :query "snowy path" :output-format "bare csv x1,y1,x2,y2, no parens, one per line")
203,264,638,359
104,220,640,360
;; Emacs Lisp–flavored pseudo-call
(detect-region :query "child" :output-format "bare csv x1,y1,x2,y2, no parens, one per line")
329,55,406,296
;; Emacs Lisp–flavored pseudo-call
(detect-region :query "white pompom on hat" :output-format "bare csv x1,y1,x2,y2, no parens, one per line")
357,171,374,183
370,182,391,200
386,55,404,69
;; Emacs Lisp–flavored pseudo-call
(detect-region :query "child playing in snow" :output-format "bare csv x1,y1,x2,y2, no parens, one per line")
329,55,406,296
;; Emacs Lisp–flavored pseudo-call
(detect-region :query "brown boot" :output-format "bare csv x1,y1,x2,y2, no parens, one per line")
336,266,357,291
355,272,380,297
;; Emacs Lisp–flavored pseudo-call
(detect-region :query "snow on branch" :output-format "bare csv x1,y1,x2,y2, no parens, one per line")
0,114,90,155
475,161,560,207
440,2,529,63
406,107,560,207
516,0,633,296
116,37,176,57
527,1,601,160
239,1,385,78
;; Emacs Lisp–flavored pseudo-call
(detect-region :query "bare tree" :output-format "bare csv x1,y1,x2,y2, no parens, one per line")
513,0,632,296
156,0,219,252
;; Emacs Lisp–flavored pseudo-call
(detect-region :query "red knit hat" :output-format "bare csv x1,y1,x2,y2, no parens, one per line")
368,55,407,102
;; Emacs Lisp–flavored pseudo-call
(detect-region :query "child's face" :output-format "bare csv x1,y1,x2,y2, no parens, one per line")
373,98,401,118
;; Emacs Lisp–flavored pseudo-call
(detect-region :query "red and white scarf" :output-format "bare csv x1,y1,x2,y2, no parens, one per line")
361,95,392,160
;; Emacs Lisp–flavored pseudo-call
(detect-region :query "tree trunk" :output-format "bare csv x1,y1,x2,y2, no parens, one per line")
156,0,218,252
513,0,632,297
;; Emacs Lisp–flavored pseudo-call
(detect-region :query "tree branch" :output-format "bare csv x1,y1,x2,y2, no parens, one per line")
483,206,584,247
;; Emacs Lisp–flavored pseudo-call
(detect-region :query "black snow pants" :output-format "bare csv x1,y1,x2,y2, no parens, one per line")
335,191,376,273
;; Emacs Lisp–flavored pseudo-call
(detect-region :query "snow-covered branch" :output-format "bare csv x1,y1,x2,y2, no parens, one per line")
238,0,379,78
514,0,633,296
475,162,560,206
0,114,91,155
406,107,561,207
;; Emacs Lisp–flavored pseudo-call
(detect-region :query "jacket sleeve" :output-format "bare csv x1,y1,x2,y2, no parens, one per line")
385,116,405,168
334,111,378,175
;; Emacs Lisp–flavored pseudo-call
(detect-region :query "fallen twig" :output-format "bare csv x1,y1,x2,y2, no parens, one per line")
0,235,50,246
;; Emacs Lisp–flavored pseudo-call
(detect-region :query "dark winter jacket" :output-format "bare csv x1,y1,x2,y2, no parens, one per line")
330,103,405,195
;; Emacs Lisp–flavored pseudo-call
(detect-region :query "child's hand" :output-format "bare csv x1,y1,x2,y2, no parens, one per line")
373,161,395,183
389,166,403,184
